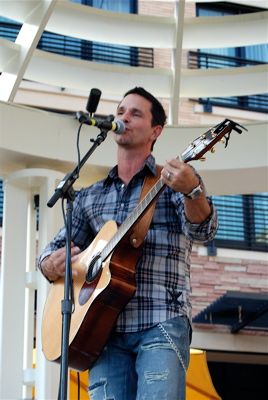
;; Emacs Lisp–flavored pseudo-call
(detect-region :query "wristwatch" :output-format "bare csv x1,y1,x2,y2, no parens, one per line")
184,181,203,200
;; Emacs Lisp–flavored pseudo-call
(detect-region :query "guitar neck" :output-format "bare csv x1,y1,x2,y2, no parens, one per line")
100,118,246,262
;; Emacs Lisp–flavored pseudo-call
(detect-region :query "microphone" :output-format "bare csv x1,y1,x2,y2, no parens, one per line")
76,112,125,134
86,88,102,115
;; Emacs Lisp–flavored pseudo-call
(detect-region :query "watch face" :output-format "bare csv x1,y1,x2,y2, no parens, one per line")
186,184,203,199
192,187,202,199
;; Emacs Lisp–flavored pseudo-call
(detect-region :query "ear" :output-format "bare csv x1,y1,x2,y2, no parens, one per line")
151,125,163,141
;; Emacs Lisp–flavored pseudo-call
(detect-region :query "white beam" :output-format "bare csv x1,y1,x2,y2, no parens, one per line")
1,40,266,98
24,49,172,98
169,0,185,125
192,328,268,354
0,38,18,67
0,101,267,196
0,0,57,102
184,11,268,49
0,0,175,49
28,51,268,98
0,1,266,49
181,64,268,98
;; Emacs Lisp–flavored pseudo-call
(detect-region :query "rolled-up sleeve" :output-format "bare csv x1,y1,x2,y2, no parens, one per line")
37,189,94,270
181,199,218,243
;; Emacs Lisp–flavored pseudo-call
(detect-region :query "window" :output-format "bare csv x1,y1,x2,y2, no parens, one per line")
211,193,268,252
192,2,268,113
72,1,150,67
0,1,153,68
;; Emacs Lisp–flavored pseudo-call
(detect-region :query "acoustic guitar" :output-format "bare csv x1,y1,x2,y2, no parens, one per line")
41,119,245,371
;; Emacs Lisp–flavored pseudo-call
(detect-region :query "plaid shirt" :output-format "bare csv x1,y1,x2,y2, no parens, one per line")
39,155,218,332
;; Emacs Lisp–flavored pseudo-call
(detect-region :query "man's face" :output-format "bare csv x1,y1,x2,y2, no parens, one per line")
114,93,162,150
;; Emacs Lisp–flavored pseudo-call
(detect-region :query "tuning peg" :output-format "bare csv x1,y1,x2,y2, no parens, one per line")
210,147,216,153
199,157,206,162
221,138,226,144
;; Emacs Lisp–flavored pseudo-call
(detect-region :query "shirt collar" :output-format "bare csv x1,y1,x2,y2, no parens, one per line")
104,154,157,186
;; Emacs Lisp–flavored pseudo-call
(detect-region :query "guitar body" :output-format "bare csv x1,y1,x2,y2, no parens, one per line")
42,220,141,371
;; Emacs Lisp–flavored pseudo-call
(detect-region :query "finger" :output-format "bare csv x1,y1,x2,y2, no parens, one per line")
53,244,80,266
49,247,69,274
163,161,180,179
166,171,172,180
41,254,64,280
161,168,172,182
71,252,82,277
166,158,182,169
71,245,81,256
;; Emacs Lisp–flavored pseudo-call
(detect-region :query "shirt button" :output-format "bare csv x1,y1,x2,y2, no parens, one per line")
120,203,124,208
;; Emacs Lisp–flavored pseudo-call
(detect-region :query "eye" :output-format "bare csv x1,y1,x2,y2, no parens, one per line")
133,111,142,117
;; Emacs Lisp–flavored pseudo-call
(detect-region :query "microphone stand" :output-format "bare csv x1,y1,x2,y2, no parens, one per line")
47,127,109,400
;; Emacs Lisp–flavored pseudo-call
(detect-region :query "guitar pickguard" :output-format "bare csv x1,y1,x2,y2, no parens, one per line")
79,271,102,306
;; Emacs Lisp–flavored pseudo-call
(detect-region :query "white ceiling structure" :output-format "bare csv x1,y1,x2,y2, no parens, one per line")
0,0,267,194
0,0,267,102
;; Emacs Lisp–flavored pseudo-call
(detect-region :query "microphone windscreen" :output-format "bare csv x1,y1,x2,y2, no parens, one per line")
114,120,125,134
86,88,102,114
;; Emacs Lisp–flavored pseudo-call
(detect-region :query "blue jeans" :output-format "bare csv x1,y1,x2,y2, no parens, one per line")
88,315,191,400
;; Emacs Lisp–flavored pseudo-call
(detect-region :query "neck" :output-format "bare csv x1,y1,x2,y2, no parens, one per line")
117,147,151,185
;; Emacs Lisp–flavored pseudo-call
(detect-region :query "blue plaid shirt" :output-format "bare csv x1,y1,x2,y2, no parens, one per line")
39,155,218,332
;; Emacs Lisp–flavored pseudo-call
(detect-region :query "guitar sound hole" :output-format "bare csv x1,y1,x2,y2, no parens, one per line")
86,253,103,283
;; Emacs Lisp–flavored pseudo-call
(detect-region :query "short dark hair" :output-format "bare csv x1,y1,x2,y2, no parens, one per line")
123,87,167,127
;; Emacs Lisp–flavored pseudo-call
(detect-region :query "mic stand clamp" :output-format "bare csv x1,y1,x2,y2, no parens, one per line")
92,129,108,145
46,127,109,400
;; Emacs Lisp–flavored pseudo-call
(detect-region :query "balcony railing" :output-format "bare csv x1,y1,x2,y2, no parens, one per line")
188,50,265,69
0,21,154,68
188,51,268,113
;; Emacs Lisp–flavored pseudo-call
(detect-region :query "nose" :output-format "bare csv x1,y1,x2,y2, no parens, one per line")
120,110,130,122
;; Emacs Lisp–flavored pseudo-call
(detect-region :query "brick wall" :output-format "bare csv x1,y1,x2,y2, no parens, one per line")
190,245,268,324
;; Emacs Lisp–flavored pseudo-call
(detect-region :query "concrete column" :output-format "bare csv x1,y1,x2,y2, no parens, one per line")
0,168,64,399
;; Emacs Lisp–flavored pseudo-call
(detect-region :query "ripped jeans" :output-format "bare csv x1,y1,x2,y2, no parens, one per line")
88,315,191,400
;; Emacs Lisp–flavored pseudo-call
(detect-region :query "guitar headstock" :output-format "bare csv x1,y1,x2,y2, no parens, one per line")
181,119,247,163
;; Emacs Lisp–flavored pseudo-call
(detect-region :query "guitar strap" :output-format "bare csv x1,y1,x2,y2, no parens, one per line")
129,165,162,248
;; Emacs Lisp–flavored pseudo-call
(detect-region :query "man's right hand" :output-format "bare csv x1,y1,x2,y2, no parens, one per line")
40,243,81,282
